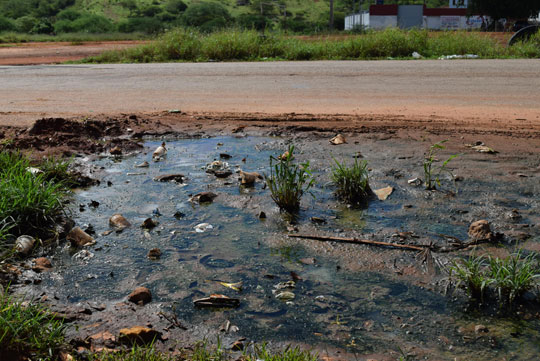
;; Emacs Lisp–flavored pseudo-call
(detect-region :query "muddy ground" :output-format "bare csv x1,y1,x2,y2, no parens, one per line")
1,112,539,360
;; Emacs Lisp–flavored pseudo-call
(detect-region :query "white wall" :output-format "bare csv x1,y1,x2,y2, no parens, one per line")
424,15,484,30
344,13,370,30
370,15,398,30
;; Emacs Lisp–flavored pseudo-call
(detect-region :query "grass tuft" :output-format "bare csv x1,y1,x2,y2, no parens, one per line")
266,145,314,214
0,288,65,360
331,157,371,205
0,151,70,253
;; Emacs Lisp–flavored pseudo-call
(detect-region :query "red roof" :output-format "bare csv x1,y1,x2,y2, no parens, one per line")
369,5,398,16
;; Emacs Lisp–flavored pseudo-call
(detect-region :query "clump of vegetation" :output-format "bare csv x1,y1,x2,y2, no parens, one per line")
0,288,66,360
0,151,70,250
423,140,458,190
450,254,491,302
450,251,540,307
489,251,538,306
266,145,314,213
331,157,371,205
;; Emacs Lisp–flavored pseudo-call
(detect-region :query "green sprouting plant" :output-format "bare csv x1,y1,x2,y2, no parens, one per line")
449,254,491,302
489,250,539,306
266,145,314,213
250,343,318,361
331,157,371,205
423,140,458,190
88,344,175,361
0,288,66,360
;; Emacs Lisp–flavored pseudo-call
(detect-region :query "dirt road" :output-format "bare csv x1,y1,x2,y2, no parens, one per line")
0,60,539,133
0,41,144,65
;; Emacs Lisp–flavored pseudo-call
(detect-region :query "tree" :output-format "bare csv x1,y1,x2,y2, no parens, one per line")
469,0,540,20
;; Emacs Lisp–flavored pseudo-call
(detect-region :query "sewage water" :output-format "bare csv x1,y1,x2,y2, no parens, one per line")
36,136,540,359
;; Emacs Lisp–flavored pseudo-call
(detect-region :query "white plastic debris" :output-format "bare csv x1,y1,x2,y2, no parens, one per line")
194,223,213,233
412,51,422,59
438,54,479,60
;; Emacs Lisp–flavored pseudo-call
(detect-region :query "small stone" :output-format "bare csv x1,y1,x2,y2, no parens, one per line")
299,257,316,265
310,216,326,224
147,248,162,260
110,146,122,155
230,340,244,351
119,326,161,345
219,153,232,159
128,287,152,305
191,192,218,203
374,186,393,201
330,134,347,145
468,220,493,241
258,211,267,219
239,171,262,186
275,291,295,301
141,218,158,229
135,161,149,168
15,235,35,255
88,200,100,208
67,227,96,247
475,324,489,334
109,214,131,230
154,174,185,183
33,257,52,272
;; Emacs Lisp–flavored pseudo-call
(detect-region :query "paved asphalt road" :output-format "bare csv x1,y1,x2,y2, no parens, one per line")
1,59,539,126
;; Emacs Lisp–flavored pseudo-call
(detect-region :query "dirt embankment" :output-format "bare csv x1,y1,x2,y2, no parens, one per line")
0,41,145,65
1,111,538,159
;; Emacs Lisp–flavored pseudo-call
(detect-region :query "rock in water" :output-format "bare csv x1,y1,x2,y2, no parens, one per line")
110,146,122,155
191,192,218,204
67,227,96,247
153,174,185,183
109,214,131,230
128,287,152,305
141,218,158,229
239,171,262,186
147,248,161,260
468,220,493,241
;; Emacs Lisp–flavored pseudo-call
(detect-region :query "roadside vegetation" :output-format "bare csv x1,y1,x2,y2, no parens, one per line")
0,151,72,258
80,27,540,63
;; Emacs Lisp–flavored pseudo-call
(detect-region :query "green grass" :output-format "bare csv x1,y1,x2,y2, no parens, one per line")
331,157,371,206
265,145,314,214
0,288,66,360
85,340,316,361
450,254,491,302
489,251,539,306
450,251,540,307
79,28,540,63
0,151,70,255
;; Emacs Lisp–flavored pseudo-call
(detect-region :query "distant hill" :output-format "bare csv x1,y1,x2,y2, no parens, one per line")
0,0,450,35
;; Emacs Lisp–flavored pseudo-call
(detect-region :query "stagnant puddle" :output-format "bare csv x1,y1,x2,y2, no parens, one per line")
25,135,540,359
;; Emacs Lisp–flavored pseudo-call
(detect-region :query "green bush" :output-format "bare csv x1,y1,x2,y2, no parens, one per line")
14,16,38,33
331,157,371,205
119,17,163,34
237,14,272,31
0,288,65,360
450,254,491,302
0,16,15,32
182,2,232,30
69,14,115,33
201,29,261,60
266,145,315,213
56,8,81,21
165,0,187,14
